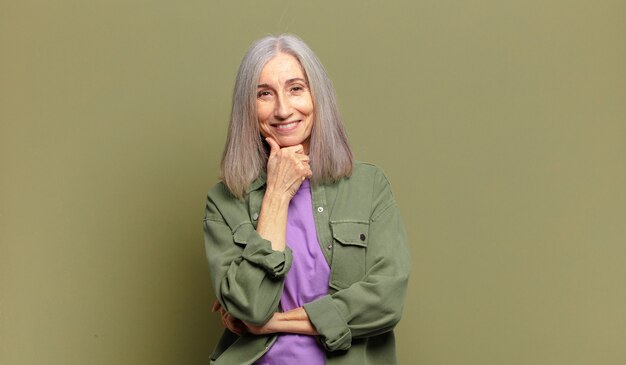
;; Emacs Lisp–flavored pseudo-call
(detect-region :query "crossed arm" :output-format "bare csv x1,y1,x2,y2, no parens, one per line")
212,300,317,336
206,151,410,348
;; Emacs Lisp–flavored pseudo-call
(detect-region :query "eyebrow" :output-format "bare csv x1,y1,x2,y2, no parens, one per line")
257,78,308,88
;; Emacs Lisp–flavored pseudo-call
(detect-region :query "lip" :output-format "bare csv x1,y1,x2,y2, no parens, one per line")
271,120,301,133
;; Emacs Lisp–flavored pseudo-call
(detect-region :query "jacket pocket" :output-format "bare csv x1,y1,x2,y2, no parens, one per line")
329,221,369,290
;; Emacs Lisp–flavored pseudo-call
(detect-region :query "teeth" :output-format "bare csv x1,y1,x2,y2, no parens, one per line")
275,121,298,129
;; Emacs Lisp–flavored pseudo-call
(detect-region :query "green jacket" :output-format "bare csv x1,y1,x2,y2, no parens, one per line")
203,162,411,364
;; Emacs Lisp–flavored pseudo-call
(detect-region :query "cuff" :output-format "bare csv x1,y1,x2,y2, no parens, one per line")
303,295,352,351
237,224,293,278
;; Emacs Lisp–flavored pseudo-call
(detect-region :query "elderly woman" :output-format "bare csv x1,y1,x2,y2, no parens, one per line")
203,34,410,365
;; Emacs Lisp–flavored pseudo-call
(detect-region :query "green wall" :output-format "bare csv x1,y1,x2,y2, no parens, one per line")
2,1,625,364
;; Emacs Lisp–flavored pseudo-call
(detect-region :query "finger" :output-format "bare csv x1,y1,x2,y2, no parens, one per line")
296,153,310,162
225,319,236,332
221,312,228,325
283,144,304,154
265,137,281,154
224,318,236,332
231,320,246,335
230,326,244,336
211,300,221,312
234,325,247,335
304,167,313,179
224,313,238,327
225,316,244,335
226,323,238,334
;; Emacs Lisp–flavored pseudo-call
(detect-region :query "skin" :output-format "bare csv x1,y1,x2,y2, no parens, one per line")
213,53,319,337
212,301,317,336
256,52,315,155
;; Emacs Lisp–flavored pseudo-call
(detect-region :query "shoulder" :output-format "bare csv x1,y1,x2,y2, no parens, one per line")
207,180,236,202
348,161,392,190
204,181,248,226
327,161,395,221
352,160,382,175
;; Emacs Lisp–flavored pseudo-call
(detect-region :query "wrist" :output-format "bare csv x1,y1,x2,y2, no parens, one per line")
262,313,280,334
263,187,291,207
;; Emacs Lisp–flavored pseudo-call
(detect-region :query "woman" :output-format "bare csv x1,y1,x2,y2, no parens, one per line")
203,34,410,365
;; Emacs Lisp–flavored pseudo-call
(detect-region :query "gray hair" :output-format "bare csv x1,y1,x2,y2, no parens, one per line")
220,34,353,198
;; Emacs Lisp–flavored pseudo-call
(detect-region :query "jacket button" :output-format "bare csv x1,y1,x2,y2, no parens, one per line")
252,212,259,220
317,206,324,213
360,233,366,241
327,244,332,250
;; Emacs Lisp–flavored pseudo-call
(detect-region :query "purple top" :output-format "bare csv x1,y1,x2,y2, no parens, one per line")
254,179,330,365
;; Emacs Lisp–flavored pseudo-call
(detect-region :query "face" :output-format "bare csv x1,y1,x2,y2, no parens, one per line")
256,53,314,153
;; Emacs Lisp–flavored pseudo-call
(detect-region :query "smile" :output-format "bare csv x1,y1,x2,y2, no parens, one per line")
273,121,301,131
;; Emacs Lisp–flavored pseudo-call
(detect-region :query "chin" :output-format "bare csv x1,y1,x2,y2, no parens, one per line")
277,137,306,147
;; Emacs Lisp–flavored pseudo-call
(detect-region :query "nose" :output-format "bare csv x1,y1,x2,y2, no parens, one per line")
274,93,292,120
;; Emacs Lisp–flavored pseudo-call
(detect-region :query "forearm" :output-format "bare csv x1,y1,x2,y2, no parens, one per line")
256,188,290,251
247,307,319,336
272,307,318,335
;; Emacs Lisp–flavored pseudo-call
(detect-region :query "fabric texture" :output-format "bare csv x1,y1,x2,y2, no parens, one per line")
203,161,411,365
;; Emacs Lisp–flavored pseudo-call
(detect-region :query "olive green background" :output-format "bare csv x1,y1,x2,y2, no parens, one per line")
1,1,625,364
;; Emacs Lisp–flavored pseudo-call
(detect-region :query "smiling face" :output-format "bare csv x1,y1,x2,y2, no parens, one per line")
256,53,314,153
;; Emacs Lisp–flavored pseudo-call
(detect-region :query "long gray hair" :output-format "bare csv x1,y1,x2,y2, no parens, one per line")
220,34,353,199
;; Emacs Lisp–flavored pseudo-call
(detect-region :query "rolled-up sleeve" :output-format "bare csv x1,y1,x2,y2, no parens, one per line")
203,188,292,326
235,223,292,278
303,168,411,352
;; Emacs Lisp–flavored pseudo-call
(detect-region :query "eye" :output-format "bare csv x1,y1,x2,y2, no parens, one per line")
289,85,306,94
257,90,273,98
